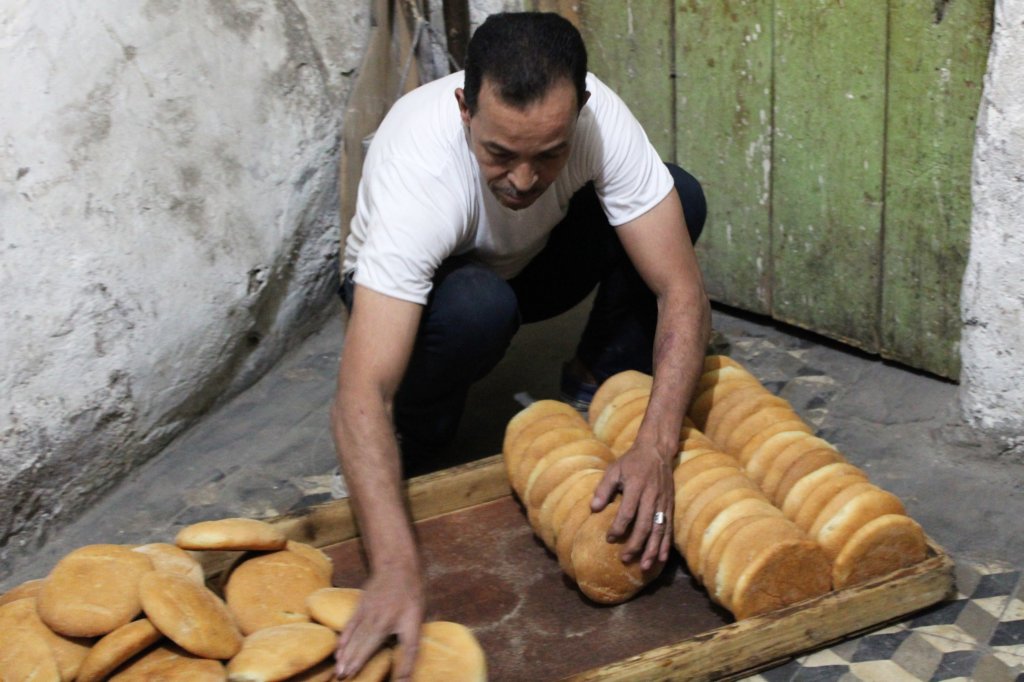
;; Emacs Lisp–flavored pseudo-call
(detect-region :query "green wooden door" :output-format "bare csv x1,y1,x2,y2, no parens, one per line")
546,0,991,379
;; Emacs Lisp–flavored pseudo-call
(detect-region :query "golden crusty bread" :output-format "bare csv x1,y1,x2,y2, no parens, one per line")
807,481,879,539
744,431,820,486
771,448,847,509
524,438,613,511
588,370,653,428
226,622,336,682
140,570,243,659
705,391,791,445
540,468,605,551
503,399,582,455
710,515,802,608
721,405,804,456
292,650,392,682
555,490,603,580
780,462,868,519
679,480,762,563
593,390,651,444
132,542,206,585
832,514,927,589
0,601,61,681
696,499,782,580
109,643,225,681
815,487,907,560
760,439,841,504
513,424,593,496
610,412,644,456
688,375,762,428
0,578,45,607
406,621,487,682
702,354,743,372
225,550,331,635
504,411,586,486
792,474,874,532
571,500,664,604
527,454,608,530
76,618,163,682
285,540,334,582
674,466,746,522
176,517,287,551
0,597,92,680
680,425,717,452
37,543,154,637
306,587,362,631
730,538,832,619
672,451,742,489
737,419,814,465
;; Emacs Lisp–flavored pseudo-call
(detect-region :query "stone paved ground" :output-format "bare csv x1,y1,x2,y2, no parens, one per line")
3,302,1023,680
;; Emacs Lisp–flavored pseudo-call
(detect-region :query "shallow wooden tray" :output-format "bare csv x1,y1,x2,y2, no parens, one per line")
202,455,954,681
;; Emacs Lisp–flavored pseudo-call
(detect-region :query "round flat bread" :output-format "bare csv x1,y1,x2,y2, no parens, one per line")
0,597,92,680
38,544,154,637
702,355,743,372
226,622,336,681
832,514,927,589
737,419,814,465
593,392,650,445
816,488,907,560
744,431,818,486
527,454,608,529
504,410,586,484
760,439,840,504
306,587,363,631
571,500,663,604
672,451,740,489
610,412,644,456
711,516,802,609
132,543,206,585
286,540,334,582
140,571,243,659
680,425,717,452
722,406,804,456
696,499,781,580
555,491,602,581
771,448,847,509
793,474,873,532
781,462,868,519
0,601,62,681
175,518,287,552
109,643,225,681
524,439,613,511
409,621,487,682
706,392,791,446
688,375,763,430
730,539,832,619
681,485,764,565
77,618,163,682
0,578,45,607
674,466,746,524
504,399,582,455
588,371,653,428
225,550,331,635
513,425,593,496
807,481,879,539
540,469,604,551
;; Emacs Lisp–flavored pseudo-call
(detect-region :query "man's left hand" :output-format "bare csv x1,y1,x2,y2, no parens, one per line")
590,445,674,570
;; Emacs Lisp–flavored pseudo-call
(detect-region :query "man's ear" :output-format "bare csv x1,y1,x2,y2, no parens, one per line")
455,88,471,126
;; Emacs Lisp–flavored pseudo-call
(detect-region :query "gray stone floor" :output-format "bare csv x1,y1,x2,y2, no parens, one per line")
3,300,1023,680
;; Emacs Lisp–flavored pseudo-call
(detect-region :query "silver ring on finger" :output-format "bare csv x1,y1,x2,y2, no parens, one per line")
653,511,666,526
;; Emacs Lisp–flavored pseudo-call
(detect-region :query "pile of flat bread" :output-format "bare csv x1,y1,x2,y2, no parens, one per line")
503,355,927,618
0,518,486,681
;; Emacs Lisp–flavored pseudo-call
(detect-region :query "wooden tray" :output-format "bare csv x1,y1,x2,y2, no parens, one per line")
200,455,955,681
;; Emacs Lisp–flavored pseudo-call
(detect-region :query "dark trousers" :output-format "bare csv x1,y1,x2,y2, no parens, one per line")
341,163,706,456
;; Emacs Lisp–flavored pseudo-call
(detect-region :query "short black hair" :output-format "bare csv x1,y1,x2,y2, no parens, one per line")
463,12,587,115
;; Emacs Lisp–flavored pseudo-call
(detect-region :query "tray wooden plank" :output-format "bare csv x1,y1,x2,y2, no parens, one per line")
253,456,954,681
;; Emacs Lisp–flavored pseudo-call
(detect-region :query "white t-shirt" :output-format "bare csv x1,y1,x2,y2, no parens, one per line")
342,71,673,305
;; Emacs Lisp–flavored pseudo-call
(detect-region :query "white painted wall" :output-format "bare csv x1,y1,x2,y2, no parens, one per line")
0,0,370,568
960,0,1024,451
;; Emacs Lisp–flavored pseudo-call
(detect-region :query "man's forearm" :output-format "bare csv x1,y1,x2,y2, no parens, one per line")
331,394,419,573
634,284,711,460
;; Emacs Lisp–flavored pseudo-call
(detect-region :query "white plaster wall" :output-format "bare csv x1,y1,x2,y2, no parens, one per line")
0,0,370,568
960,0,1024,449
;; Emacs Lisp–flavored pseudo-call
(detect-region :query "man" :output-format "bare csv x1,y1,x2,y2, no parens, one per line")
331,12,709,679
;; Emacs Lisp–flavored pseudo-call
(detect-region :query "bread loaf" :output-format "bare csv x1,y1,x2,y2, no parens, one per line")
226,622,336,682
76,618,163,682
176,518,287,551
140,570,243,659
109,643,225,680
225,550,331,635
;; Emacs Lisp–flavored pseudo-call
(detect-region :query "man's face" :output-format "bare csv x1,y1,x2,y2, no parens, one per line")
456,78,585,210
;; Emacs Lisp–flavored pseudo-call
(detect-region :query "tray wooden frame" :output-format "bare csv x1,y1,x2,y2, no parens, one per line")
201,455,955,681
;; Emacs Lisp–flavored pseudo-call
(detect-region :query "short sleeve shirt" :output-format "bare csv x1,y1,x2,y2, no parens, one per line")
342,71,673,304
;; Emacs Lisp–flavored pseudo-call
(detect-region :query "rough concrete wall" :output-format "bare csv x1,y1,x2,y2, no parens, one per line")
960,0,1024,454
0,0,370,569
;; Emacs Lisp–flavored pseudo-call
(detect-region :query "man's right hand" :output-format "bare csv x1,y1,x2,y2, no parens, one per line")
334,559,424,680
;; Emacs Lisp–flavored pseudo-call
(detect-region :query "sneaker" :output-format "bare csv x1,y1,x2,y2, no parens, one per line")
559,361,598,413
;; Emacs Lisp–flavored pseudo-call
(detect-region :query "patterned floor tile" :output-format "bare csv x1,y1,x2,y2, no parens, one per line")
845,659,921,681
801,649,854,668
928,650,982,680
970,652,1022,682
910,599,968,628
973,572,1022,600
890,631,945,679
850,630,913,662
790,665,852,682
